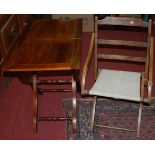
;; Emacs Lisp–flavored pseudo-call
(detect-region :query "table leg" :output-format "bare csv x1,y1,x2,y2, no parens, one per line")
72,74,77,137
32,73,38,133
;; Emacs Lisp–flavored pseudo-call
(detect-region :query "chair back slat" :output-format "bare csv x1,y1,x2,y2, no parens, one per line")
97,54,146,63
98,17,149,27
97,39,147,48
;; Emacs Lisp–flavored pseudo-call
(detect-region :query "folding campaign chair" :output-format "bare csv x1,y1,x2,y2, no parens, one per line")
81,16,154,137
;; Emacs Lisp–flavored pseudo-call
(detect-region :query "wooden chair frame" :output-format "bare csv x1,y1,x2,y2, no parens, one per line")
81,16,154,137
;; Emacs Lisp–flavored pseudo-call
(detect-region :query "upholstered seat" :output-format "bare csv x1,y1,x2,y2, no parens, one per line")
89,69,141,101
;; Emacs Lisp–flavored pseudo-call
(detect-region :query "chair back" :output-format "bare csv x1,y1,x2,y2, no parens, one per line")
94,16,152,81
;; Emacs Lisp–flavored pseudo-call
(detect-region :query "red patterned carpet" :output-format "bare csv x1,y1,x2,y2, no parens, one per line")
63,99,155,140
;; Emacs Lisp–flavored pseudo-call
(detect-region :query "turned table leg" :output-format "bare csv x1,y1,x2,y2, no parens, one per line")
72,74,77,137
32,73,38,133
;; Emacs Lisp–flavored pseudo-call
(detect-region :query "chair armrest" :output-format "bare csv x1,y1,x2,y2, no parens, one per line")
143,37,154,103
81,33,95,95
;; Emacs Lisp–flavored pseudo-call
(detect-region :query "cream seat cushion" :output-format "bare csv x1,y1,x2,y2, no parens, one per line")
89,69,141,101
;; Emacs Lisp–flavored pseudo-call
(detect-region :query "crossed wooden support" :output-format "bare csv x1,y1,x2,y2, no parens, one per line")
32,71,79,138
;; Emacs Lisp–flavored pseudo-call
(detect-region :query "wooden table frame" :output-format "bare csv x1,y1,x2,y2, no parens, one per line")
2,19,82,138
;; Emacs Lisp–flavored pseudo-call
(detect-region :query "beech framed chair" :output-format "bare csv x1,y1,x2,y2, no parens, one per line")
81,16,154,137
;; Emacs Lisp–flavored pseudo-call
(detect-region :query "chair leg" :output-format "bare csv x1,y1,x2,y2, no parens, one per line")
136,102,143,138
90,96,97,130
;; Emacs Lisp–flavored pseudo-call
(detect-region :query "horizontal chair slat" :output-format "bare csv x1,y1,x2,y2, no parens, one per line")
98,17,149,27
97,54,146,63
97,39,147,48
